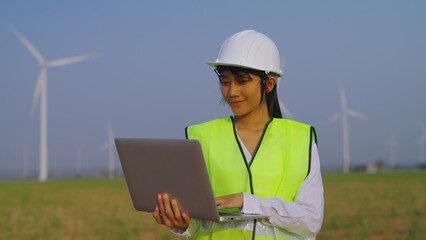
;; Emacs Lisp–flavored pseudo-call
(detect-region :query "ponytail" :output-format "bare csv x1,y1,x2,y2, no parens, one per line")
265,84,282,118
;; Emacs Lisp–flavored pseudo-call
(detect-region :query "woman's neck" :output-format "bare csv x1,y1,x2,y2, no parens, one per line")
234,102,271,131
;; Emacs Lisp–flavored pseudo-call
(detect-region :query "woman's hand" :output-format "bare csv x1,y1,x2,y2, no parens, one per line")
153,193,191,231
215,193,244,210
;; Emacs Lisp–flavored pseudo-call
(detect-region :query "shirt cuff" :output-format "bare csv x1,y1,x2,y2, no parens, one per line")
170,227,185,235
169,219,200,239
241,192,264,214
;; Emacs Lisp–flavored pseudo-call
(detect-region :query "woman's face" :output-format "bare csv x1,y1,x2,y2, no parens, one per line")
219,69,264,117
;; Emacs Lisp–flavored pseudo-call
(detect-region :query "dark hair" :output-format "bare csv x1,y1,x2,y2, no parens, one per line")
264,77,282,118
215,66,282,118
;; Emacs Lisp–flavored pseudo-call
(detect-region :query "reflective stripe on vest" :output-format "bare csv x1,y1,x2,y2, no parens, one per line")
197,220,316,240
186,117,316,240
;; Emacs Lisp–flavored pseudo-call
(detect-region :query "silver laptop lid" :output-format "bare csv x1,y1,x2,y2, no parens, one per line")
115,138,220,221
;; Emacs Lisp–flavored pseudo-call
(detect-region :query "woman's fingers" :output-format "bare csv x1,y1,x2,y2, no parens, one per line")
158,194,165,213
182,212,191,224
153,193,190,231
216,197,225,209
152,204,163,224
160,193,185,227
163,193,175,219
162,194,186,224
171,198,183,222
215,193,243,209
158,193,173,227
163,194,185,225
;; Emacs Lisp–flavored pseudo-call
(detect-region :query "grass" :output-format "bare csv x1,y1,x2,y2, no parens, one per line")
319,171,425,240
0,179,176,240
0,171,424,239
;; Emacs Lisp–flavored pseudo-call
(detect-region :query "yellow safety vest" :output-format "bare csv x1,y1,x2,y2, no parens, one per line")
186,117,317,240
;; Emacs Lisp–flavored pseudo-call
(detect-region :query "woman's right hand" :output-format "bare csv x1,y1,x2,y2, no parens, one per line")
153,193,191,231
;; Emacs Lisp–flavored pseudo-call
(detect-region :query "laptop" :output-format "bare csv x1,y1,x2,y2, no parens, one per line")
115,138,269,222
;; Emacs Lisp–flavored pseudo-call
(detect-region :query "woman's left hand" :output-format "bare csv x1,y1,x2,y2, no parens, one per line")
153,193,191,231
215,193,244,210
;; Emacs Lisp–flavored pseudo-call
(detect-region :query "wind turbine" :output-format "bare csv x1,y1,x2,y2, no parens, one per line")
100,123,116,179
419,122,426,164
10,25,99,182
386,133,398,168
326,83,369,172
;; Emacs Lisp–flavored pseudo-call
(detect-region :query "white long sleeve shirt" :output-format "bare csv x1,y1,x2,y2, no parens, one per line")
173,136,324,239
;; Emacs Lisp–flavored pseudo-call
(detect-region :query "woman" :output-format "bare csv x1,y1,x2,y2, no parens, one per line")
153,30,324,240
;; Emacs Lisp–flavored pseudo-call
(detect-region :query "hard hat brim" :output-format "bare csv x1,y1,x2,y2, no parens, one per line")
205,61,283,78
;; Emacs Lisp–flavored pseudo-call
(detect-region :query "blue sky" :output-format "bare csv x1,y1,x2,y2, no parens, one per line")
1,1,425,178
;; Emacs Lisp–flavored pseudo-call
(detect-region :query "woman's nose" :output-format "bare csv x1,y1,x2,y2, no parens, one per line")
228,81,239,97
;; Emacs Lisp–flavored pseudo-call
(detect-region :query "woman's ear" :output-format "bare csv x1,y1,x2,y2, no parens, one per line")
265,76,277,93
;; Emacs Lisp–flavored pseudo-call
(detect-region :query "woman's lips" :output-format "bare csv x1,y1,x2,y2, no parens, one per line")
230,100,245,106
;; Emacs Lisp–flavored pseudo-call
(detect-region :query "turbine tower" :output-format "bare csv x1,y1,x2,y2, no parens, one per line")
386,133,398,168
10,25,99,182
100,123,116,179
326,83,369,173
419,122,426,164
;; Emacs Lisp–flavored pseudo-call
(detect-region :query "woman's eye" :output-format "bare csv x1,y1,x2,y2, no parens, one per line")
236,78,250,84
219,78,230,85
236,74,247,79
219,75,231,84
236,73,251,83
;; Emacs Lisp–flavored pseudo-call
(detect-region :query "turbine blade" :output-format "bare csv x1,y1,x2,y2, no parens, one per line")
9,25,45,64
325,112,341,127
278,98,295,120
46,53,100,67
30,69,46,117
347,108,369,121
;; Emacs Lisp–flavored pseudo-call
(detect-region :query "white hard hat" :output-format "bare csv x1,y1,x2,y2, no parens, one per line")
206,30,283,77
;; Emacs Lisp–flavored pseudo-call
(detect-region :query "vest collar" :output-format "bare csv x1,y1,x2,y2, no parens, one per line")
229,116,273,168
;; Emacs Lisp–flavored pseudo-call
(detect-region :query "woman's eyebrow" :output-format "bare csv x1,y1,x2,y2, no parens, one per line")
219,75,231,81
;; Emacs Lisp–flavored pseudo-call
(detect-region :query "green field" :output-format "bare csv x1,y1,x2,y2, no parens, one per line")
1,171,424,240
